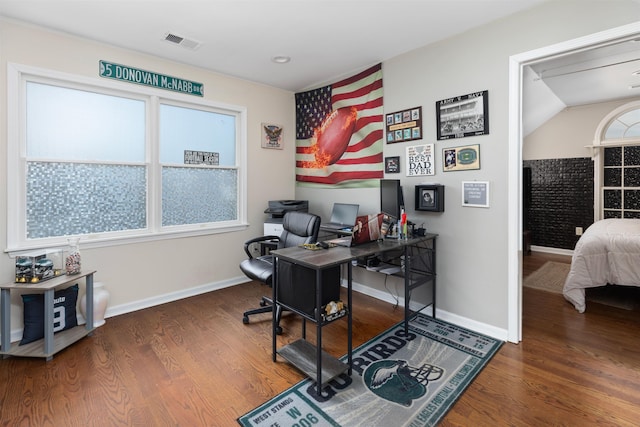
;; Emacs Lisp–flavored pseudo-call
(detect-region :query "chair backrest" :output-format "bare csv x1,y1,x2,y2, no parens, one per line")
278,212,320,249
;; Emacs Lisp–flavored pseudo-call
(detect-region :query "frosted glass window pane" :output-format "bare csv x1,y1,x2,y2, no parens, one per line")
162,167,237,226
26,162,146,238
26,82,145,162
625,123,640,138
160,104,236,166
616,109,640,126
604,121,625,139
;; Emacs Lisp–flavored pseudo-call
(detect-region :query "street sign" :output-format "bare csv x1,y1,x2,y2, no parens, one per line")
99,60,204,97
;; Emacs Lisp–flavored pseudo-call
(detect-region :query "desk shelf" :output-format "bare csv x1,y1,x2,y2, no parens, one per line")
277,339,349,387
1,325,94,359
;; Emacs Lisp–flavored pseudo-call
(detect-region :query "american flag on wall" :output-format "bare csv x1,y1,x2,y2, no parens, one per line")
295,63,384,187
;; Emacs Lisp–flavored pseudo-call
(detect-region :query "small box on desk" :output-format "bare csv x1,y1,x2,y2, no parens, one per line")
15,249,64,283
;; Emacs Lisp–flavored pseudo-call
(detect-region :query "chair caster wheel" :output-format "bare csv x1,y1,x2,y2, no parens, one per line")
259,300,267,307
242,316,249,324
275,326,283,335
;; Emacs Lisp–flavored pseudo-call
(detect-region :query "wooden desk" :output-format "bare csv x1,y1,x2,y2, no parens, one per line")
271,234,437,395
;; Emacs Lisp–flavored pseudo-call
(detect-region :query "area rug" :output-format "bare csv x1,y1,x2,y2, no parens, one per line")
238,314,503,427
524,261,638,310
523,261,570,293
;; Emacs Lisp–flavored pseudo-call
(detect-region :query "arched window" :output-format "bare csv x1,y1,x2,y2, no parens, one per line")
593,101,640,220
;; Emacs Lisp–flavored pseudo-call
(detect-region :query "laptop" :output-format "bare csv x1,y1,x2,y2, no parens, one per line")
322,203,359,231
327,213,384,247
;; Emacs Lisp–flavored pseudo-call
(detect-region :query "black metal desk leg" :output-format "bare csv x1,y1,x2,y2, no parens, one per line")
347,262,353,375
315,267,323,396
272,257,278,362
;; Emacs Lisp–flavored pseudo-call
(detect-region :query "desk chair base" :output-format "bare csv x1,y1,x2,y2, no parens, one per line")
242,297,283,335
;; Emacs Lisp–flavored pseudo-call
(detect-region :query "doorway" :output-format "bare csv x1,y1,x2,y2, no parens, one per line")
507,22,640,343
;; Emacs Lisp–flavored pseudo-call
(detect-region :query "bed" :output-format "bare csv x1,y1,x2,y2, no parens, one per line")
563,218,640,313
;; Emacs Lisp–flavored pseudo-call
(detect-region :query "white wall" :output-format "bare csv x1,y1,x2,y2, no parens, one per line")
0,19,295,334
2,0,639,339
523,98,639,160
297,0,640,334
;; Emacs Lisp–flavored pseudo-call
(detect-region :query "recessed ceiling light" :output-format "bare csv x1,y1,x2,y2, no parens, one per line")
271,55,291,64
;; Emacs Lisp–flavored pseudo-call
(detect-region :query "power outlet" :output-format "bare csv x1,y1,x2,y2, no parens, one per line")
575,227,583,236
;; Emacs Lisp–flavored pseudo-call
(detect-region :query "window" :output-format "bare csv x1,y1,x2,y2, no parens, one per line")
594,101,640,219
7,64,246,252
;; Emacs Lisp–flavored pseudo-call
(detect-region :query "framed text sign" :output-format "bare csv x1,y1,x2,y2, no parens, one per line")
406,144,434,177
462,181,489,208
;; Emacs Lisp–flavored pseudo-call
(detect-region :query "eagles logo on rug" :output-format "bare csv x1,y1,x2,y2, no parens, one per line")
364,359,444,407
238,314,502,427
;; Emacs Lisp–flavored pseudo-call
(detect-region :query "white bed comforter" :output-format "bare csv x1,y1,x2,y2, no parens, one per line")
563,218,640,313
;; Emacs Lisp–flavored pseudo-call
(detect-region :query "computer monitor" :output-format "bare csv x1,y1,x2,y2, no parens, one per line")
380,179,404,219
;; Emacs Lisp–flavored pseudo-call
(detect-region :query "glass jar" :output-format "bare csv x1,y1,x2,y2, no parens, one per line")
65,238,81,275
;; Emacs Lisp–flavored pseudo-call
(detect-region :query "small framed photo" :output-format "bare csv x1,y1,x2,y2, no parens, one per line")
415,184,445,212
462,181,490,208
436,91,489,140
385,156,400,173
443,144,480,172
261,123,283,149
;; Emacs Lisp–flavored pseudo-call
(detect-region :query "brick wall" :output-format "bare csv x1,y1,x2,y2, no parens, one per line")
523,158,594,250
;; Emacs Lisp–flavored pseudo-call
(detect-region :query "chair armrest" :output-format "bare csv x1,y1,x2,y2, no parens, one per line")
243,235,280,258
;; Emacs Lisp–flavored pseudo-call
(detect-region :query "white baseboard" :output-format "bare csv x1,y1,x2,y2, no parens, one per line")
6,275,508,344
347,280,508,342
530,245,573,256
6,276,249,343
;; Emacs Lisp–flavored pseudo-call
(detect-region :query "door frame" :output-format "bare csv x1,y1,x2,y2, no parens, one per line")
507,21,640,343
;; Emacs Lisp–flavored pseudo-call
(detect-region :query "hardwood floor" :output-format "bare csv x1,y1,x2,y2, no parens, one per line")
1,252,639,426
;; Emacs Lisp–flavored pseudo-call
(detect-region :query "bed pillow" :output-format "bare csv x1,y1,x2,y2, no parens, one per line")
20,284,79,346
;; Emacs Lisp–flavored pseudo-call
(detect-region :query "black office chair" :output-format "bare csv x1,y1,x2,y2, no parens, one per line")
239,211,322,334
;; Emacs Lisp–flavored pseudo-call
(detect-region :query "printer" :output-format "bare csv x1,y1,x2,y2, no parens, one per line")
264,200,308,235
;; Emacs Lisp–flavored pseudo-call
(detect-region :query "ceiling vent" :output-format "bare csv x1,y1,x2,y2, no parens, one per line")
163,32,202,51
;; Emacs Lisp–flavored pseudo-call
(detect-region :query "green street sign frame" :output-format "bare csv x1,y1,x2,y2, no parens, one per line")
99,60,204,97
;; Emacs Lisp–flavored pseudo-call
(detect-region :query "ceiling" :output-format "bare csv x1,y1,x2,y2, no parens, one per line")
0,0,547,92
2,0,639,135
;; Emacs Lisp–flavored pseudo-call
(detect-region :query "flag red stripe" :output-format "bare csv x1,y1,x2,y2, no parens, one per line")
336,153,383,165
355,115,384,132
332,79,383,105
296,169,383,184
332,63,382,89
347,130,384,152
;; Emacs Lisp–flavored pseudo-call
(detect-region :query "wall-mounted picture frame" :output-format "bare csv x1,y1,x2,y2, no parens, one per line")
261,123,283,149
462,181,490,208
406,143,434,176
436,91,489,140
385,156,400,173
386,106,422,144
415,184,445,212
443,144,480,172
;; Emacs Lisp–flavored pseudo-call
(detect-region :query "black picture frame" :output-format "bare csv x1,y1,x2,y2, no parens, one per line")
436,90,489,140
385,106,422,144
415,185,445,212
385,156,400,173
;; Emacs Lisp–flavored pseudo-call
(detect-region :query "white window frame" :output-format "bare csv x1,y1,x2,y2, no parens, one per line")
6,63,248,254
592,100,640,220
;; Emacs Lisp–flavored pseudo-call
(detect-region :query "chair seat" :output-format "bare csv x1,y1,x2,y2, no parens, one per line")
239,256,274,285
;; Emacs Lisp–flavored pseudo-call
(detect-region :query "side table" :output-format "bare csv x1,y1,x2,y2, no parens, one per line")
0,270,96,361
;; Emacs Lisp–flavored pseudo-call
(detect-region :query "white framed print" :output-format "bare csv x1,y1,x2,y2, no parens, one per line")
462,181,489,208
262,123,283,149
